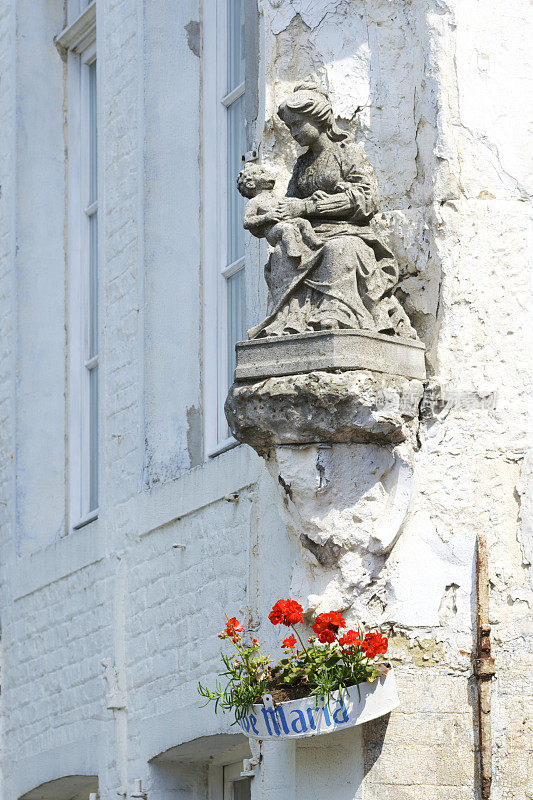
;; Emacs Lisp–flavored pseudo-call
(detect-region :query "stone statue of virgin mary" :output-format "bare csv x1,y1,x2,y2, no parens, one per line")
239,81,416,341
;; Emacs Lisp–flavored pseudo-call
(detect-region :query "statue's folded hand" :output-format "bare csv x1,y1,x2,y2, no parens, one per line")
311,190,330,201
260,211,283,224
314,192,353,216
276,198,308,218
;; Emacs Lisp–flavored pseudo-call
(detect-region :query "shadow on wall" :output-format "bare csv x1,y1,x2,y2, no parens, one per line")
148,761,207,800
363,712,392,776
149,726,370,800
18,775,98,800
148,732,250,800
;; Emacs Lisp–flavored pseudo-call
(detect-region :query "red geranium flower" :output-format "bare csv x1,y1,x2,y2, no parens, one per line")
312,611,346,644
361,631,388,658
282,636,297,649
268,599,304,627
339,629,362,649
219,617,243,643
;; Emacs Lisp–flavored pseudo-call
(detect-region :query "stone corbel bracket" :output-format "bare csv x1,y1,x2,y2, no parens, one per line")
226,362,424,454
263,439,418,618
225,338,425,618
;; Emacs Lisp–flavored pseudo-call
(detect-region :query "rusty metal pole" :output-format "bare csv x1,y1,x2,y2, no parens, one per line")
475,534,496,798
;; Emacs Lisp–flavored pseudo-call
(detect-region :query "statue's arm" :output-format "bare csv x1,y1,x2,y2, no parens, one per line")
335,146,379,222
276,164,312,219
307,147,379,222
244,211,277,230
279,150,376,221
309,191,353,218
243,204,279,238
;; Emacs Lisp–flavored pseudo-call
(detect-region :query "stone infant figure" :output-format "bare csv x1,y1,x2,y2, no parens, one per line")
237,162,322,260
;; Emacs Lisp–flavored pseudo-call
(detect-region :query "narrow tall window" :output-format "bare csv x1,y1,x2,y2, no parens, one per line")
203,0,247,455
224,0,246,390
58,1,98,528
85,59,99,515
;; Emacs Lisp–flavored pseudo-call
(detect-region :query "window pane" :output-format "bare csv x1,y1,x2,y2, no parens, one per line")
89,61,97,204
227,268,246,387
87,61,98,516
233,779,251,800
227,0,244,92
226,94,245,265
89,365,98,511
89,213,98,359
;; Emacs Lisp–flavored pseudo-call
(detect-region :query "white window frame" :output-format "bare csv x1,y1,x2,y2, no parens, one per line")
223,762,252,800
208,761,252,800
57,3,100,530
203,0,247,458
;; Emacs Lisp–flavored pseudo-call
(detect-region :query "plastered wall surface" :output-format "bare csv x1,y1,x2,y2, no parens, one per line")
13,0,67,555
0,1,531,799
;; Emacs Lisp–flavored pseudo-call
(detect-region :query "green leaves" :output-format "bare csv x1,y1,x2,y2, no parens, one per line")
199,614,389,721
197,638,272,723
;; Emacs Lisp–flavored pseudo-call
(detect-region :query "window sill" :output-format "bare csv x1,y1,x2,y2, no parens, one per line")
72,508,98,530
13,516,105,601
208,436,240,458
138,445,263,540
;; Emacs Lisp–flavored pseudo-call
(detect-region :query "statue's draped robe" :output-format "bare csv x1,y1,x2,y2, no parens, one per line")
250,141,409,339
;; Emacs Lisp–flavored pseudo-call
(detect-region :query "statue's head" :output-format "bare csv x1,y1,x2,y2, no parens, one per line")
237,162,276,198
277,81,350,146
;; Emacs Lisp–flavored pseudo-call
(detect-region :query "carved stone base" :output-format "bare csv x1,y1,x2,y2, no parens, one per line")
225,370,424,453
234,330,426,382
264,441,416,619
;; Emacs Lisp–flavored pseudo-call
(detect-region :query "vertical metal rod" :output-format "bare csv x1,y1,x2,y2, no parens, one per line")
475,534,495,798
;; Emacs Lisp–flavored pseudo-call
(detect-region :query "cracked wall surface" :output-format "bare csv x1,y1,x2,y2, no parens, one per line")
256,0,533,796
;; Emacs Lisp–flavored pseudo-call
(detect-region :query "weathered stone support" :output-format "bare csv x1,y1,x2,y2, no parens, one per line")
226,368,423,623
226,369,423,453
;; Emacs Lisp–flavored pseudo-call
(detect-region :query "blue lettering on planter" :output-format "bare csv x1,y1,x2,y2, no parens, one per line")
243,694,352,738
333,696,349,724
276,706,290,735
290,709,307,734
261,707,281,736
306,706,317,730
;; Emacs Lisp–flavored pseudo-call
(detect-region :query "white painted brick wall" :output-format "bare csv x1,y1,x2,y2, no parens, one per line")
5,563,111,758
127,499,251,720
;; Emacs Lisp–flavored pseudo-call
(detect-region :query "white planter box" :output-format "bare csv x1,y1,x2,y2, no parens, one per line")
237,669,399,741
